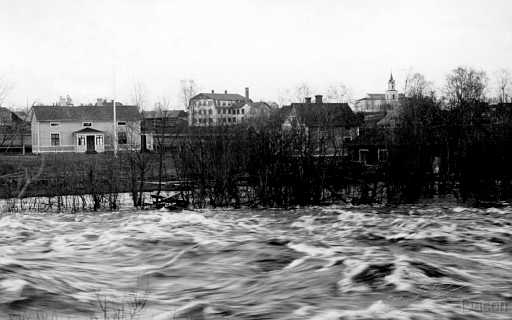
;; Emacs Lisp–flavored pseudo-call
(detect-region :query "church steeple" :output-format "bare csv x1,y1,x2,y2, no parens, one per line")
388,72,396,91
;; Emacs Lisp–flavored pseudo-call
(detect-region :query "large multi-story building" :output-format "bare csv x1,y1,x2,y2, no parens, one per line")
354,74,404,113
188,88,271,126
188,88,250,126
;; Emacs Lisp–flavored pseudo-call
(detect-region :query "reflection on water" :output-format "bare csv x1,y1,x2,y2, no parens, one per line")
0,205,511,319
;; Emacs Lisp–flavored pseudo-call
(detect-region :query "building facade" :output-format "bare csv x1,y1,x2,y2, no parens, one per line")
141,109,188,151
281,95,362,155
189,88,272,126
31,105,141,153
354,74,404,113
0,107,31,153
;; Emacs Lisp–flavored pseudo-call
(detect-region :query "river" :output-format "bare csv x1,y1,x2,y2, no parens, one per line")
0,204,511,319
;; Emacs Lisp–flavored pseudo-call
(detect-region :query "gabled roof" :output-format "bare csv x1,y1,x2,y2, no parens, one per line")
73,127,104,134
287,102,361,128
32,105,141,122
191,92,247,101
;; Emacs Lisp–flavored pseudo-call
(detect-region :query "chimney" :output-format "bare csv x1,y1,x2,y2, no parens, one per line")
305,97,312,104
245,87,250,101
224,90,228,94
315,95,323,104
211,90,215,94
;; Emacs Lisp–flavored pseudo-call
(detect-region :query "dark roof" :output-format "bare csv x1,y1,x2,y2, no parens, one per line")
142,110,187,119
32,105,141,122
73,127,104,134
362,112,387,127
250,102,272,110
191,92,246,101
227,101,271,110
287,102,361,128
367,94,386,99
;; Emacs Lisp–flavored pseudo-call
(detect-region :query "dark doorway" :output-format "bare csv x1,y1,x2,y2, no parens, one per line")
141,134,147,152
86,135,95,153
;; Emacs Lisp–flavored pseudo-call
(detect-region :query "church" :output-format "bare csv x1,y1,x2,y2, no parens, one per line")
354,74,404,113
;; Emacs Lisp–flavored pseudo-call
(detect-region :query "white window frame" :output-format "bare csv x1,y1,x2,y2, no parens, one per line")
50,122,60,127
378,148,389,162
117,121,126,126
82,122,93,127
95,135,104,146
50,132,61,146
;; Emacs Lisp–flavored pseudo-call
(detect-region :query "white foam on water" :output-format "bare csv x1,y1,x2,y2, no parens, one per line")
284,256,309,269
291,216,317,233
287,242,338,257
384,255,413,291
293,304,315,316
337,259,372,293
308,300,412,320
0,278,28,304
486,207,510,214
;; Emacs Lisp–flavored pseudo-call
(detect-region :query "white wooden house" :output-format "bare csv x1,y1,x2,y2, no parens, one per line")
31,105,141,153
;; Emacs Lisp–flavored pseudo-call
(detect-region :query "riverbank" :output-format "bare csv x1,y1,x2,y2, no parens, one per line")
0,152,178,201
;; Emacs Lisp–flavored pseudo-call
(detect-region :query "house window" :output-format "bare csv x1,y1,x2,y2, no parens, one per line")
78,136,85,146
359,149,369,164
236,109,240,114
117,121,126,126
343,136,352,143
83,122,92,127
118,131,127,144
96,135,103,146
241,109,245,114
50,122,60,127
50,133,60,146
208,109,212,115
378,149,389,162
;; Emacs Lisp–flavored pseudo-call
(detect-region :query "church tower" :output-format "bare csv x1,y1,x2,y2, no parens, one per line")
385,73,398,101
388,73,395,91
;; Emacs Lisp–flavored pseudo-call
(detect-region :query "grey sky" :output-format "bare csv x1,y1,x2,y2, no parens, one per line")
1,0,511,108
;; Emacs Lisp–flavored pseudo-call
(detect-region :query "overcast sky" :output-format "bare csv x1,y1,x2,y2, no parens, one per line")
1,0,511,109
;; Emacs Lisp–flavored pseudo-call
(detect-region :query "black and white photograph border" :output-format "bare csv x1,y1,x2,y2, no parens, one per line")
0,0,511,319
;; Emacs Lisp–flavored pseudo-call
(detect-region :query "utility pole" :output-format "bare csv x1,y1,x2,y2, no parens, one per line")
113,67,118,157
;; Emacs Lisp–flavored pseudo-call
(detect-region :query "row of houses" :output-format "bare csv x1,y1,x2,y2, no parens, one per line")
0,76,405,161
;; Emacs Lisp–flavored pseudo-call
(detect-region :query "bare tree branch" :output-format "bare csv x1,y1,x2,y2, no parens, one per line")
179,79,199,110
132,81,147,111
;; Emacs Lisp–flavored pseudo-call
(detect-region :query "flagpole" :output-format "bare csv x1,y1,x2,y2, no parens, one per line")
113,66,118,157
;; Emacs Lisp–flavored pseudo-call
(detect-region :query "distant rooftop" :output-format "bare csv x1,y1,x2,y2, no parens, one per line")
32,105,141,122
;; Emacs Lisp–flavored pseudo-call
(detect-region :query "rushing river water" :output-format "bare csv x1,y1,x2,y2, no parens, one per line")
0,204,511,320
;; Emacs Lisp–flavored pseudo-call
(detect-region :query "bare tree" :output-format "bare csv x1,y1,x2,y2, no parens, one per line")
404,72,433,98
152,97,172,201
132,81,147,111
445,66,487,107
179,79,199,110
0,76,13,107
325,83,352,103
294,82,312,102
494,68,511,103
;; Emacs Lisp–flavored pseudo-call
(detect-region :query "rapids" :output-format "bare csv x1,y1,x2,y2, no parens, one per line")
0,205,511,319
